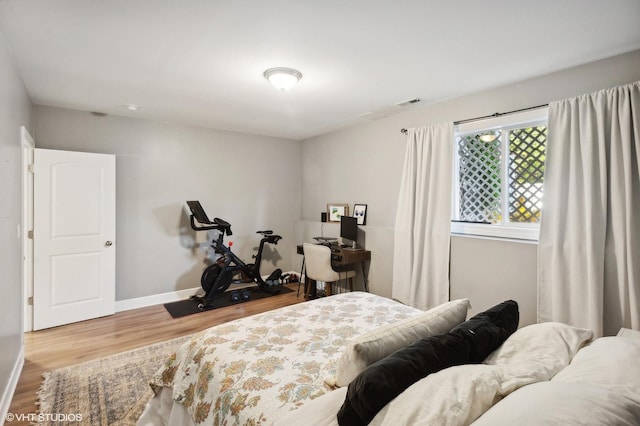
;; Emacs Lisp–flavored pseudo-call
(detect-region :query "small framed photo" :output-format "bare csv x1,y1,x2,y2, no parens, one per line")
327,203,349,222
353,204,367,225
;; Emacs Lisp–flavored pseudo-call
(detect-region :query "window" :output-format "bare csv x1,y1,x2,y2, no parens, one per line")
451,108,548,240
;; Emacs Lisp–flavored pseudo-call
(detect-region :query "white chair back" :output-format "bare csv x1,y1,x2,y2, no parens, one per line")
303,243,341,283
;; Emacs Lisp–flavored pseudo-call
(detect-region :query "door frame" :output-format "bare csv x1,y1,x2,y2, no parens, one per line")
21,126,34,332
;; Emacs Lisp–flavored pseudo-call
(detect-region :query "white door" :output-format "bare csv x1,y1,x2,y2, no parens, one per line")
33,149,116,330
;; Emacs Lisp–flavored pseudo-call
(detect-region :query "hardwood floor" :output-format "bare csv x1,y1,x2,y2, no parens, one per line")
8,284,304,420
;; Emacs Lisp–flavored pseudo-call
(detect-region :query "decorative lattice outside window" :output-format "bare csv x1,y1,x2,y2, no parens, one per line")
452,108,548,240
457,132,503,223
508,127,546,223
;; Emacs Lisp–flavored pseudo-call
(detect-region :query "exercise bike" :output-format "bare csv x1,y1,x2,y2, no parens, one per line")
186,200,284,310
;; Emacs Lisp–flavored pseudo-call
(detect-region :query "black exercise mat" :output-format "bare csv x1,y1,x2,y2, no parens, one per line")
164,285,294,318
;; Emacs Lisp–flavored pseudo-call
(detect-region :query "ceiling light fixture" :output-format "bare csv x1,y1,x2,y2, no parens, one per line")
125,104,139,111
263,67,302,91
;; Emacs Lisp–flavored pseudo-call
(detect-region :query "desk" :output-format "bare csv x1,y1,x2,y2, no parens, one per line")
297,244,371,299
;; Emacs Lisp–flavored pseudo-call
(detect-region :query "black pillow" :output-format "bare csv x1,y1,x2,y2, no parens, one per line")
449,299,519,362
336,332,470,426
336,300,520,426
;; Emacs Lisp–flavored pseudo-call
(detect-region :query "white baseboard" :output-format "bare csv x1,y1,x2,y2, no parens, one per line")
115,271,301,313
115,287,200,312
1,346,24,425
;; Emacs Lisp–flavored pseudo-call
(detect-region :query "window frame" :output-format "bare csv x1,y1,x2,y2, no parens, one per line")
451,107,548,241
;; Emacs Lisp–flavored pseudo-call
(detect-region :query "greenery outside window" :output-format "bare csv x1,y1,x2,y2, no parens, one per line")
451,108,548,240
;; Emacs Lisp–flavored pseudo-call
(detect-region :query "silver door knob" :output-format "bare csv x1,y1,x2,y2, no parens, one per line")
105,240,113,247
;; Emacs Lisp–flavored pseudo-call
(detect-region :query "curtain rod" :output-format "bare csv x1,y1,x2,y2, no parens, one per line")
400,103,548,134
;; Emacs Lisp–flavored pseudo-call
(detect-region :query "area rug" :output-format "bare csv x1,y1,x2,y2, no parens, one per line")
37,334,192,426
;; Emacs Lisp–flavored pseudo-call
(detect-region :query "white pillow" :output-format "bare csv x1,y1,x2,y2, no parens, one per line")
483,322,593,395
330,298,470,387
274,388,345,426
370,364,502,426
281,365,502,426
552,336,640,393
472,381,640,425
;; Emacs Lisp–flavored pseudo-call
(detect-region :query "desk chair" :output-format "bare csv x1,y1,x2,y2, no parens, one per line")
303,243,356,297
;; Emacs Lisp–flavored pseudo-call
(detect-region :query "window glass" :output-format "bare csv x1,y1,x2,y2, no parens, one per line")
451,108,548,240
456,131,503,223
508,126,546,223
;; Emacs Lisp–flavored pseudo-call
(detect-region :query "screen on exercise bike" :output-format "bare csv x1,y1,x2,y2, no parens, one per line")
187,200,213,224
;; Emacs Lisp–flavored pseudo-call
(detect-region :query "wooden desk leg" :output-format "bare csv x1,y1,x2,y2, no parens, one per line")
297,257,306,298
305,278,318,300
361,262,369,292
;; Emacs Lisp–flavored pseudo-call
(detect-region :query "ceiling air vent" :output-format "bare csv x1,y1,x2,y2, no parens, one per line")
359,97,421,120
394,98,421,107
358,111,389,121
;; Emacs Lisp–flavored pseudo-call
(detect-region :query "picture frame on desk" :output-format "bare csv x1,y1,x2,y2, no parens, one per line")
353,204,367,225
327,203,348,222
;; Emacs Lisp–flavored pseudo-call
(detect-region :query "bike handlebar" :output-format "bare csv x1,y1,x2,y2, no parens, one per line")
186,200,233,235
189,215,233,236
186,201,281,241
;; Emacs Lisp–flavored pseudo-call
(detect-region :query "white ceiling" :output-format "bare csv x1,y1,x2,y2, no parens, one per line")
1,1,639,140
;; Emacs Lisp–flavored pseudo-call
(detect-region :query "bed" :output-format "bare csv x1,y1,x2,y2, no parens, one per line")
137,292,640,425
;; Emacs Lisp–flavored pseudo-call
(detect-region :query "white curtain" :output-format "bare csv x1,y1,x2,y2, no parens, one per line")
538,81,640,337
393,123,453,310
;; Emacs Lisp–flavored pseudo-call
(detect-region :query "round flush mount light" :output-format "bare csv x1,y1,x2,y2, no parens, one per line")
125,103,139,111
263,67,303,91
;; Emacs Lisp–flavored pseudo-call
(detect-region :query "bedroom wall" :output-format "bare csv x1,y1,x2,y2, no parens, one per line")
0,30,32,418
34,107,301,301
298,49,640,326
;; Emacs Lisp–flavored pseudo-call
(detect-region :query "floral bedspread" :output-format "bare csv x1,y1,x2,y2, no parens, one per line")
149,291,422,425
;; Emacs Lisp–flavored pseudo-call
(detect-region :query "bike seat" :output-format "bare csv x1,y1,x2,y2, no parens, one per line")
265,235,282,244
